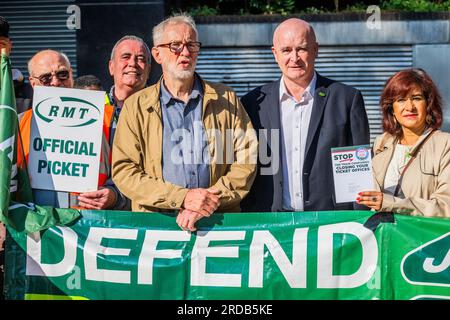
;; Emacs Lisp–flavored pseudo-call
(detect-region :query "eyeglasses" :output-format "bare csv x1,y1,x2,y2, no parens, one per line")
156,41,201,54
31,70,70,85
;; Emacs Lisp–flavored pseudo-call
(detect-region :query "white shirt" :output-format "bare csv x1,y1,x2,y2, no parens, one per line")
383,143,411,197
279,73,317,211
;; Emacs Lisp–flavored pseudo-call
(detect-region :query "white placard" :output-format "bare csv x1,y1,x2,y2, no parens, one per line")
331,145,374,203
28,86,105,192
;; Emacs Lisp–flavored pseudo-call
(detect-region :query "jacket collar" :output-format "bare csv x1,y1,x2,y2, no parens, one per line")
372,127,435,189
375,127,434,155
202,76,219,117
259,79,282,130
159,74,203,107
279,72,317,104
375,134,394,154
144,73,217,118
408,127,435,156
305,72,330,157
256,72,328,157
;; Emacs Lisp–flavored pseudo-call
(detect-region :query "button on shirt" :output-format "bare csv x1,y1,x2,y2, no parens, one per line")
160,76,210,189
280,73,316,211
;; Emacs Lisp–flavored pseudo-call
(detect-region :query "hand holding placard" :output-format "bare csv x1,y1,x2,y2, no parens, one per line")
331,145,374,203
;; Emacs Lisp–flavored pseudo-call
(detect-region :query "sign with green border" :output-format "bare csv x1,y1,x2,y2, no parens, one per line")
4,210,450,300
28,86,105,193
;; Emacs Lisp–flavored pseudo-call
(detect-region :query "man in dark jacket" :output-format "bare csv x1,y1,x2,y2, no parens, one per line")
240,18,370,213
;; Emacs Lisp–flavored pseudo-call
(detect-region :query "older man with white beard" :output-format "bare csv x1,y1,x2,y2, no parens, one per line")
112,14,257,232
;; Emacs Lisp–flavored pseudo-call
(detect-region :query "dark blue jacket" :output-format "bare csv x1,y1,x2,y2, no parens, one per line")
240,73,370,212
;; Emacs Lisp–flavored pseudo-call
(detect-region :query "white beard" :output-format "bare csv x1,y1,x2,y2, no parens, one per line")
164,60,197,81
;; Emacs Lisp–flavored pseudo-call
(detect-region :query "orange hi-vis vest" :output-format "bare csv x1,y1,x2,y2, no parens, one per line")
17,96,115,189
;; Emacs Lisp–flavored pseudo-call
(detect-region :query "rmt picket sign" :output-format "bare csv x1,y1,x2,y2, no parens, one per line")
28,86,105,192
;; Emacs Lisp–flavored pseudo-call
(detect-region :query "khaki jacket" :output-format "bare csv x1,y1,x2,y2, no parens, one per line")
372,129,450,217
112,77,257,212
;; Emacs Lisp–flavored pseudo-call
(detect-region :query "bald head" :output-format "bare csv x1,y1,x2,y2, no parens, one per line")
272,18,318,88
273,18,316,47
28,49,74,88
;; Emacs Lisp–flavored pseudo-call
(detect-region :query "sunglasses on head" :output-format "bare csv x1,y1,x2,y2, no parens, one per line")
32,70,70,85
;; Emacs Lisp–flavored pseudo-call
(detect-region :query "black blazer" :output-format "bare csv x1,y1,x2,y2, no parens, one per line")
240,73,370,212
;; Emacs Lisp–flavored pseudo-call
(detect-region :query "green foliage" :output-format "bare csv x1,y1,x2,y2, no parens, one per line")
381,0,450,12
216,0,296,15
254,0,296,15
187,5,219,16
343,2,369,12
300,6,327,14
183,0,450,16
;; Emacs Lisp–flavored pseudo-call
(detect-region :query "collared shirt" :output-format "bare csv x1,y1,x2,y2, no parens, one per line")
160,75,210,189
383,143,410,197
279,72,317,211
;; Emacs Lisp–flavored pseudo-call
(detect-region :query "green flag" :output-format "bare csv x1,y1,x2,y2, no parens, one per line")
0,52,80,233
0,52,17,220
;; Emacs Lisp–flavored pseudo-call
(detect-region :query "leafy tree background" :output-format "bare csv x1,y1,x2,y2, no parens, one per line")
166,0,450,15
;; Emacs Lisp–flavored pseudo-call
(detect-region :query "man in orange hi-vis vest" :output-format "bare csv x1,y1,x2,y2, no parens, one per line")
18,43,150,210
18,49,112,209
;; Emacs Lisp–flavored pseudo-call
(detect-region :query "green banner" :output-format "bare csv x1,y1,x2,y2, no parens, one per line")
4,210,450,300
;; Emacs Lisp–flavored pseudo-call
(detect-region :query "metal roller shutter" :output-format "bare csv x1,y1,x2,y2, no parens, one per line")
0,0,77,79
197,45,413,141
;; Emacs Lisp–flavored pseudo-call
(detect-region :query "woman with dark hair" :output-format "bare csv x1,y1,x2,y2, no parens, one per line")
357,68,450,217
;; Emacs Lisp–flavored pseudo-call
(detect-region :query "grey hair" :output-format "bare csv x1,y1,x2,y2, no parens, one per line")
110,35,151,62
27,50,71,76
152,13,198,46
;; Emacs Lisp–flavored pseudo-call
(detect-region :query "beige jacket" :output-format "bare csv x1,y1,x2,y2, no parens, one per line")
112,77,257,213
372,129,450,217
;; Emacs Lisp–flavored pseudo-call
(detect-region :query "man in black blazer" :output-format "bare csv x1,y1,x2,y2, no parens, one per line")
241,18,370,212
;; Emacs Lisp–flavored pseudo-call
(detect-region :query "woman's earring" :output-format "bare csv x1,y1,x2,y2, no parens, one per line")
426,114,434,125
